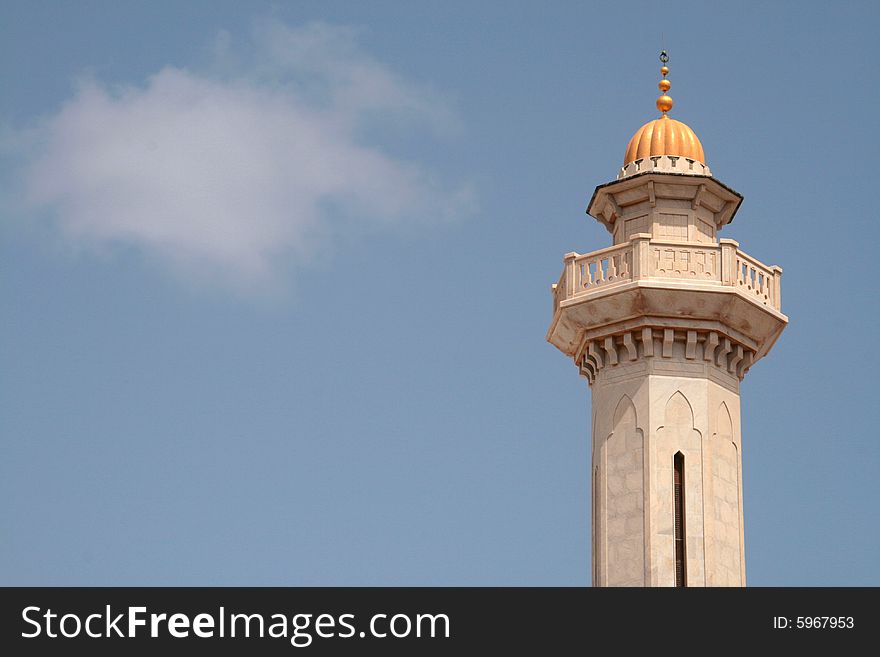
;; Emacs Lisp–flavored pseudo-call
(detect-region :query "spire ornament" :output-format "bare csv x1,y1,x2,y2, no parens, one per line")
656,51,673,115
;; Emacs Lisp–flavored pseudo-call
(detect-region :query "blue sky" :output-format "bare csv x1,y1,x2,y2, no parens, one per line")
1,0,877,585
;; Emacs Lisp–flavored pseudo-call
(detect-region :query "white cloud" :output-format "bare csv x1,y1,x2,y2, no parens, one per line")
9,21,473,291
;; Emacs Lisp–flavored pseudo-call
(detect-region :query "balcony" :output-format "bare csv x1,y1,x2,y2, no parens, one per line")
551,234,782,316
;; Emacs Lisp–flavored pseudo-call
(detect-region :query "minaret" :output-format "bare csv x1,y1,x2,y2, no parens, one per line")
547,53,787,587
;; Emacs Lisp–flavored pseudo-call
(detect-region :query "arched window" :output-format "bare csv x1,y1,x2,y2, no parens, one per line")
673,452,687,587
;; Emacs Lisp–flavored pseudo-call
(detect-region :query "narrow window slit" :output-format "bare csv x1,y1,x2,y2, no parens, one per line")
674,452,687,587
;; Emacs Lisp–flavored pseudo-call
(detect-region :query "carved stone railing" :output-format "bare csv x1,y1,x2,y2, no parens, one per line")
552,234,782,312
650,240,721,281
553,242,633,314
732,247,782,309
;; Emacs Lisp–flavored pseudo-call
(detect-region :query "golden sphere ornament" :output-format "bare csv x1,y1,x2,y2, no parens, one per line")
656,95,674,113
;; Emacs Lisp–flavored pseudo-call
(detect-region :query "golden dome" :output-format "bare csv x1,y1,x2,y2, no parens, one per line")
623,52,706,167
623,115,705,166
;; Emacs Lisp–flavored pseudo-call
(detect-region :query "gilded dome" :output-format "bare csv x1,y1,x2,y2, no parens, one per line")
623,115,705,167
621,52,707,169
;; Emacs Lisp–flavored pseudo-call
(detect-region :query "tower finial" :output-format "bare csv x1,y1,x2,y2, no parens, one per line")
657,50,673,116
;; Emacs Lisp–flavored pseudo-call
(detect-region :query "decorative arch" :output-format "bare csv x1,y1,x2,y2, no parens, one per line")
612,394,637,430
655,390,703,586
665,390,694,429
711,401,742,586
717,401,733,436
601,393,645,586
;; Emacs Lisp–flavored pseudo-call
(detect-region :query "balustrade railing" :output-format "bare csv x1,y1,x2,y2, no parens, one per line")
574,243,632,290
553,235,782,312
734,250,780,308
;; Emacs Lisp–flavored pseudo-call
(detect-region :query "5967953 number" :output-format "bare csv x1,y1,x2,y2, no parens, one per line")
796,617,853,629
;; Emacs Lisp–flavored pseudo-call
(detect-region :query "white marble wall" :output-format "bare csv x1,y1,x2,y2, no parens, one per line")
592,370,745,587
